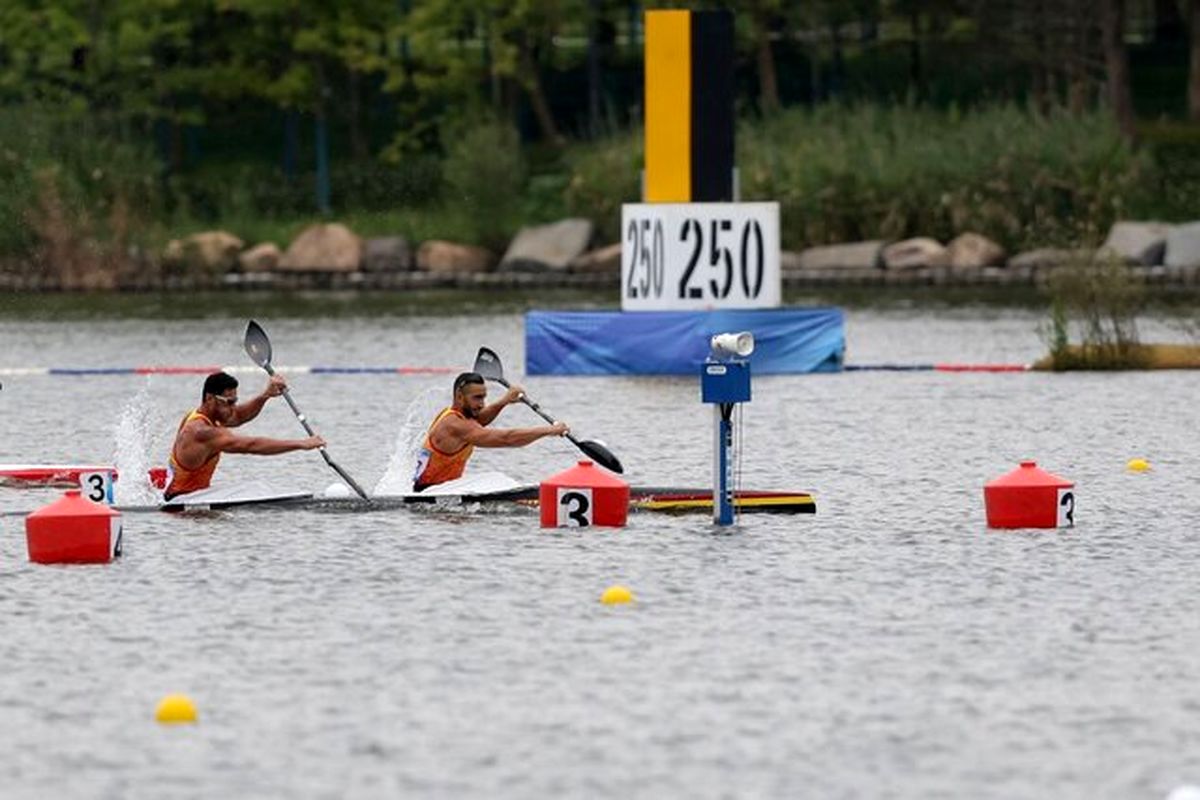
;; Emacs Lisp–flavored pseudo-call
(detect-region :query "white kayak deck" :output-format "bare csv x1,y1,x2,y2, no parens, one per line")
155,472,532,512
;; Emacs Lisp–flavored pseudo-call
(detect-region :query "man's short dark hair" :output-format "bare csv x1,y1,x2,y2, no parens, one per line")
453,372,484,395
203,371,239,400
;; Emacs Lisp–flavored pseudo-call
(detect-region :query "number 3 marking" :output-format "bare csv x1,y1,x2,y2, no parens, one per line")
559,491,591,527
79,472,112,504
1058,490,1075,527
86,474,105,502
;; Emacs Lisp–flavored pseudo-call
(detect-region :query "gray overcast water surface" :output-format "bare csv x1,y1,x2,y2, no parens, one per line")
1,307,1198,799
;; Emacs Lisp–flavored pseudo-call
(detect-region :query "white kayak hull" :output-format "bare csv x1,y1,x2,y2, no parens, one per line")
5,472,815,516
154,472,529,512
159,481,314,511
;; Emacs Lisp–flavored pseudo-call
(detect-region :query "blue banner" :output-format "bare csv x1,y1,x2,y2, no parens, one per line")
525,308,845,375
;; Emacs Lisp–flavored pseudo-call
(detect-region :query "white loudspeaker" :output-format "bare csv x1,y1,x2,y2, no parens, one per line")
710,332,755,358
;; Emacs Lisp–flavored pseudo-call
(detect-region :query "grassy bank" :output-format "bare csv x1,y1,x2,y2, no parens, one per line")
0,288,618,320
739,104,1152,251
3,282,1199,321
1,104,1195,278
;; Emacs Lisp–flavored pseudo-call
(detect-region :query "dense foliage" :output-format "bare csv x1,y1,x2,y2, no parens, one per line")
0,0,1198,267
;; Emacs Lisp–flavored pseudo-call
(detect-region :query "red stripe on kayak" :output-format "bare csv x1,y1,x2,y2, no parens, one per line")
133,366,224,375
933,363,1028,372
629,489,811,501
0,466,117,485
396,367,456,375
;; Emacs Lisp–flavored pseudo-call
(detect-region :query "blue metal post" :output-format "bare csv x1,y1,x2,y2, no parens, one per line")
713,404,735,524
701,351,751,527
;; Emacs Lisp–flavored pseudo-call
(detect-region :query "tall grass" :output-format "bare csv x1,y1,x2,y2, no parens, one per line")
0,101,1171,277
562,128,642,244
1039,254,1147,370
737,103,1150,251
0,108,160,282
441,117,526,251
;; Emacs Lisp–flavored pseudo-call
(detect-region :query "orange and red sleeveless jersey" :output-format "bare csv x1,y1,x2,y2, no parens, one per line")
164,411,221,499
412,407,475,490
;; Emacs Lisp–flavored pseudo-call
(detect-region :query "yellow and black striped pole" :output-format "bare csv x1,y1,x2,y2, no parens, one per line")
644,9,734,203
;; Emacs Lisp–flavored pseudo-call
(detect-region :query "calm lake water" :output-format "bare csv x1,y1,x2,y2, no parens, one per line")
1,293,1199,799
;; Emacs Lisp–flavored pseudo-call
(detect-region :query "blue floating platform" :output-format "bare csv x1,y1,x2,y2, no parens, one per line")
525,308,845,375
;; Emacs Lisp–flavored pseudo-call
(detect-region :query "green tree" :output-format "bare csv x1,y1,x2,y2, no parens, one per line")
398,0,584,146
0,0,208,123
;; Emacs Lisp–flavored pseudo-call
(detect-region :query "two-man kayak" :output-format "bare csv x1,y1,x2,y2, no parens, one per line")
166,472,813,514
2,471,814,516
2,462,817,518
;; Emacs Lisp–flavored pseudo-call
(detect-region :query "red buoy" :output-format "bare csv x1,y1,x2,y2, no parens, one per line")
984,461,1075,529
540,461,630,528
25,490,123,564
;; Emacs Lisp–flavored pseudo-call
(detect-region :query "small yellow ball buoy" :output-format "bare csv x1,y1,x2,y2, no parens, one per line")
155,694,198,725
1127,458,1151,473
600,585,634,605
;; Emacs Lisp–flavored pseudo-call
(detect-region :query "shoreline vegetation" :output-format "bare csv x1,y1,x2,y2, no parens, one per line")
3,282,1199,373
3,105,1199,291
5,0,1200,372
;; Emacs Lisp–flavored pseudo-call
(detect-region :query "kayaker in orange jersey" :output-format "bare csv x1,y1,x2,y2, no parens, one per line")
412,371,568,491
163,371,325,500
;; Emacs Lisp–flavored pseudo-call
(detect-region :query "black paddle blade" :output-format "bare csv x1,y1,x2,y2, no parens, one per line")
578,438,624,474
473,345,624,473
473,346,505,383
244,320,273,368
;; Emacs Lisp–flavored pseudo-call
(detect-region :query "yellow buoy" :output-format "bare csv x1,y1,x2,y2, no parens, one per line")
155,694,198,724
600,585,634,605
1127,458,1151,473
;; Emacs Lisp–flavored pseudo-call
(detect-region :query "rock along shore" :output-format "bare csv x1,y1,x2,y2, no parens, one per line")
6,262,1200,293
5,219,1200,293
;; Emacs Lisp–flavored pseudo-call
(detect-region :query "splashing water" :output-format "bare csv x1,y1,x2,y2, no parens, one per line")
374,387,443,496
111,380,165,505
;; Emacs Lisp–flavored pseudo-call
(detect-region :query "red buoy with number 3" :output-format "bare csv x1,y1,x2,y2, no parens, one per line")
25,490,123,564
540,461,629,528
984,460,1076,529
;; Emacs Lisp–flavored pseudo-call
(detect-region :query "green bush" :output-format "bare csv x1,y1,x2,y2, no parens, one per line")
562,128,643,244
1039,254,1146,370
441,117,526,251
1136,119,1200,223
0,108,160,260
1,101,1180,265
737,103,1150,251
551,104,1151,252
165,156,443,223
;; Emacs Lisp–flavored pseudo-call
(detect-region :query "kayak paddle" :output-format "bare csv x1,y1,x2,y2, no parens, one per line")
472,346,624,474
243,320,369,499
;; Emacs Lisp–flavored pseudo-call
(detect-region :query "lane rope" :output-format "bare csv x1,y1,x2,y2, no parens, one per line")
1,365,456,376
1,363,1030,376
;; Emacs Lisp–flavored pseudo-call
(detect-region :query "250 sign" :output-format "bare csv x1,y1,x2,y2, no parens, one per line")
620,203,780,311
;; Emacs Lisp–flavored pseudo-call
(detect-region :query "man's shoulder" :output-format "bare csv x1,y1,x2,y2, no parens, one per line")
431,409,478,445
439,412,480,431
435,409,477,429
180,417,220,440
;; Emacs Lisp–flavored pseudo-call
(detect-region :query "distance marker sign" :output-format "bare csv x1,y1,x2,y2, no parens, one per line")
621,202,781,311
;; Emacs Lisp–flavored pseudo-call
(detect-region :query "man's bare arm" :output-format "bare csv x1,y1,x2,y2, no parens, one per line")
474,385,524,427
461,422,567,448
209,428,324,455
230,375,287,427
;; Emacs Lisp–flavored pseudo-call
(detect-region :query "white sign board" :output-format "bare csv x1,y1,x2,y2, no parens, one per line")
621,202,781,311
